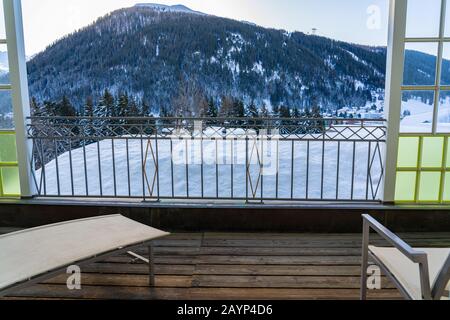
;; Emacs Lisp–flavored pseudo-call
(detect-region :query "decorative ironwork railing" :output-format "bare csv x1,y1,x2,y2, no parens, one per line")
27,117,386,202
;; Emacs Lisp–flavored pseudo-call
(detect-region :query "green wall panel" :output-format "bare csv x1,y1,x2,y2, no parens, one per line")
418,172,441,202
1,167,20,196
396,135,449,204
398,137,419,168
421,137,444,168
395,172,417,202
0,134,17,162
443,173,450,202
0,132,20,197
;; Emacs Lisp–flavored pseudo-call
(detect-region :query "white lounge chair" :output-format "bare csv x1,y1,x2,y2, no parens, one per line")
0,215,170,297
361,214,450,300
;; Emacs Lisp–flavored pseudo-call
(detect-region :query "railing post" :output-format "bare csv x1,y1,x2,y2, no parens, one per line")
382,0,408,204
3,0,35,198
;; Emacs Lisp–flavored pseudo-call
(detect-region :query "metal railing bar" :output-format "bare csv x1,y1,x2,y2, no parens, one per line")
126,138,131,197
97,140,103,197
291,140,295,200
82,140,88,197
336,141,341,201
351,141,356,201
26,117,386,203
54,139,61,197
111,139,117,197
68,139,75,197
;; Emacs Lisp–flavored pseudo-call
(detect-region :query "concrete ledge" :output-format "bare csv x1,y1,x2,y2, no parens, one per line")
0,199,449,233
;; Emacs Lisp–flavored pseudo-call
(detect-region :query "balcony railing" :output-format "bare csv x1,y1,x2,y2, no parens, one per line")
27,116,386,202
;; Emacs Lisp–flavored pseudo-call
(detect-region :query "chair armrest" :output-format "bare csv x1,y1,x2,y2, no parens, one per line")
362,214,427,263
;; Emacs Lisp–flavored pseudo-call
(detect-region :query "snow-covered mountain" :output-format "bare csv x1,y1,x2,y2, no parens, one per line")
134,3,205,15
0,3,447,117
22,4,388,115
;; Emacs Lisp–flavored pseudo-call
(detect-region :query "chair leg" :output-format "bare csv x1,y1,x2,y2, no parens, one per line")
148,244,155,287
360,220,370,300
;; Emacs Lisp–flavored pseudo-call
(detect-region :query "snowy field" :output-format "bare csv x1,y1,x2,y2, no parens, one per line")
401,96,450,132
35,126,385,201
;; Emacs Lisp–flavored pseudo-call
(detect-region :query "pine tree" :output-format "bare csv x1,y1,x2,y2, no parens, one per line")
219,96,234,118
58,95,76,117
85,96,94,117
30,97,41,116
246,100,259,119
141,100,150,116
206,98,218,118
234,99,245,118
97,89,115,117
291,106,301,118
118,92,130,119
84,96,95,141
279,105,291,118
272,105,280,118
260,103,270,118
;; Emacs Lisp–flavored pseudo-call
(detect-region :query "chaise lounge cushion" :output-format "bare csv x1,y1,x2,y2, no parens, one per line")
369,246,450,300
0,215,169,292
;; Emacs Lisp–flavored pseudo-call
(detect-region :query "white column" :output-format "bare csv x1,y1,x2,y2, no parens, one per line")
3,0,35,198
383,0,408,203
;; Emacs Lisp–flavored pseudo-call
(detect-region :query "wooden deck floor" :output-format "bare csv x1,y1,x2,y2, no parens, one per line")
3,231,450,300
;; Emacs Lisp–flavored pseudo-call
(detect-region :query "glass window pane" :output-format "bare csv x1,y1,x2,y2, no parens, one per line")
397,137,419,168
447,137,450,167
401,91,434,133
0,90,13,129
0,133,17,162
418,172,441,202
406,0,442,38
443,173,450,201
0,44,9,84
0,1,5,40
442,43,450,85
1,167,20,196
437,91,450,133
404,43,438,86
446,1,450,36
406,0,441,38
421,137,444,168
395,172,417,202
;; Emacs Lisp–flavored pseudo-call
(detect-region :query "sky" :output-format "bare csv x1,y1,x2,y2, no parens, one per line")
0,0,445,57
14,0,391,56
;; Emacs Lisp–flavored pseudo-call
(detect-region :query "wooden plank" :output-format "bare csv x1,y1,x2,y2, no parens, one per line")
193,265,363,276
44,274,192,288
8,284,402,300
5,232,447,301
153,239,202,247
131,246,361,256
192,275,396,289
104,256,198,265
106,255,362,265
202,239,450,248
82,263,195,276
193,255,362,265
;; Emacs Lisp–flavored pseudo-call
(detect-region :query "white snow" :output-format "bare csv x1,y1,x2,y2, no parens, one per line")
401,96,450,132
252,61,264,75
36,126,385,200
210,56,218,64
343,49,369,67
134,3,205,15
354,80,365,90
